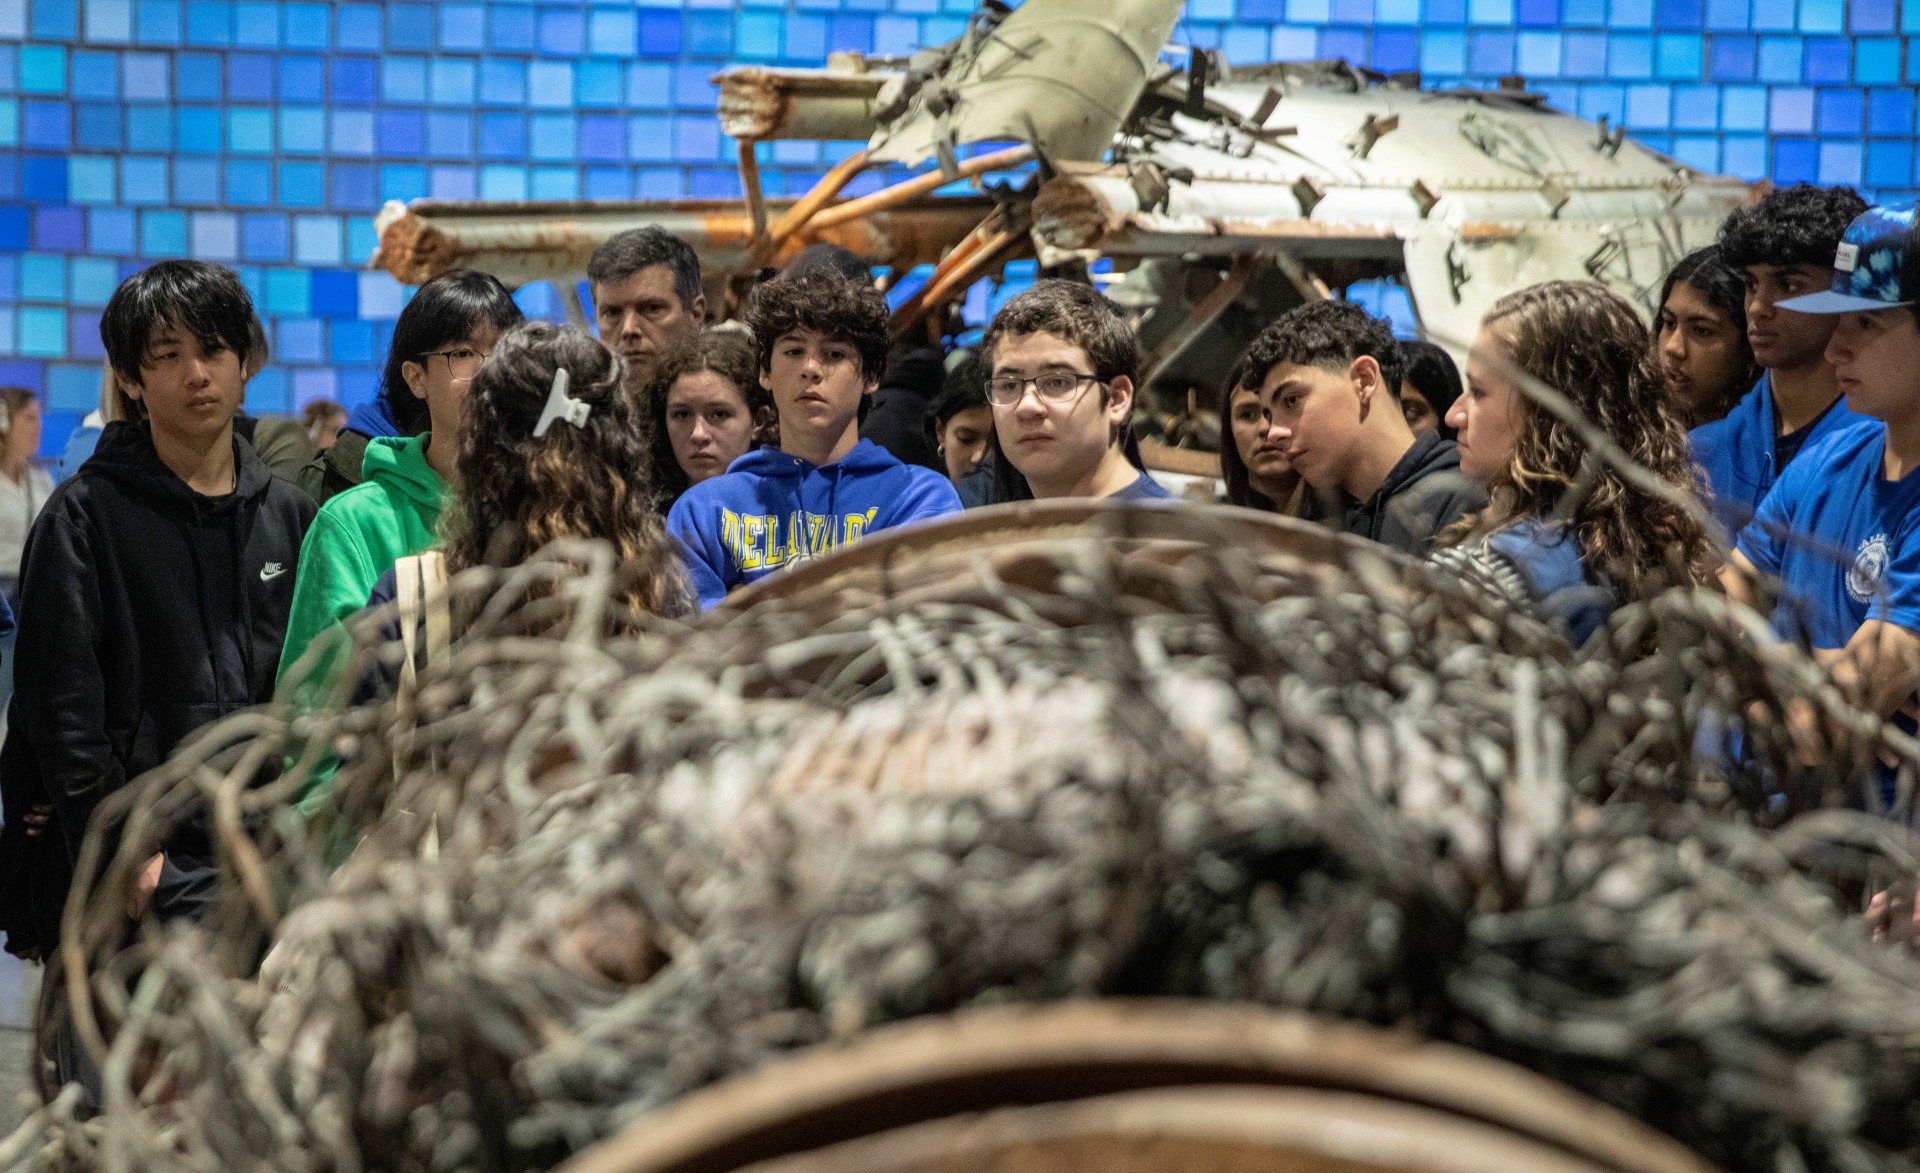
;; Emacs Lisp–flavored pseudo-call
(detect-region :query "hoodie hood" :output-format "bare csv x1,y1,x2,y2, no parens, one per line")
359,434,446,513
727,438,903,480
1375,430,1460,500
665,438,964,608
85,420,275,509
1343,430,1484,555
346,396,402,440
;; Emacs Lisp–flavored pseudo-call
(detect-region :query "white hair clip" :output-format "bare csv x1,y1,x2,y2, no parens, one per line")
533,367,591,438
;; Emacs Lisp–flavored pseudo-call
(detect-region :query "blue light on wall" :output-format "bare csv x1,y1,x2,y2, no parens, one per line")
2,0,1913,457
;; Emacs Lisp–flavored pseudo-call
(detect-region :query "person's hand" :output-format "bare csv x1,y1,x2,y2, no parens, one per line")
20,804,50,838
1866,887,1920,949
126,853,164,921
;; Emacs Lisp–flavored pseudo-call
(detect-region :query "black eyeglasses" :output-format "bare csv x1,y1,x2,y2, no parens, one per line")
985,372,1100,406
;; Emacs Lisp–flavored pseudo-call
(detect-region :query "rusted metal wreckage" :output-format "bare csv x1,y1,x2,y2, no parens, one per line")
373,0,1754,475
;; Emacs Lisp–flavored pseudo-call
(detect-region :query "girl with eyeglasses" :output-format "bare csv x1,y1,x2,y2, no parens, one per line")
276,270,521,694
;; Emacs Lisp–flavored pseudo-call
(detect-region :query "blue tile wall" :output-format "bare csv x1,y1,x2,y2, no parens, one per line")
5,0,1918,456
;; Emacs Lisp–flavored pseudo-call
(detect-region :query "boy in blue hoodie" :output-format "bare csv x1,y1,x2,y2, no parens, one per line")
667,270,962,608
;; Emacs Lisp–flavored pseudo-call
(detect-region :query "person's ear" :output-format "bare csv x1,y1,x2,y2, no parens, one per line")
402,359,429,401
759,367,774,393
688,292,708,325
1351,356,1381,418
1105,375,1134,424
117,370,145,404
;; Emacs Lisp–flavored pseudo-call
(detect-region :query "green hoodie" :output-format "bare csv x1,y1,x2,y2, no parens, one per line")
276,434,447,692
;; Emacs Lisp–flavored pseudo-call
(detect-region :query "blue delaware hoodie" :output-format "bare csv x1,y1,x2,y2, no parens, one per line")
667,439,964,609
1689,373,1871,542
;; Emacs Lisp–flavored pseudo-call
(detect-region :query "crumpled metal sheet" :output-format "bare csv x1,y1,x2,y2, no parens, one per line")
866,0,1186,166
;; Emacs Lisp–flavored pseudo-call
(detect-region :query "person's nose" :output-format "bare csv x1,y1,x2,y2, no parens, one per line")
1659,328,1686,365
1013,384,1048,421
619,310,646,341
1444,398,1467,432
688,417,713,444
1825,321,1855,368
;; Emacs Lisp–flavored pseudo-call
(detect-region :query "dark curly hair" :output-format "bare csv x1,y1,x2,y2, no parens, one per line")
743,270,889,382
445,321,686,618
977,281,1146,504
1237,299,1405,402
640,330,776,507
981,279,1138,387
1437,281,1718,605
1717,183,1868,273
1656,246,1760,425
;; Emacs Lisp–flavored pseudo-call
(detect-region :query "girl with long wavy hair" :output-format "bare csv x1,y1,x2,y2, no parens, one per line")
442,321,687,619
366,321,688,626
1435,280,1718,646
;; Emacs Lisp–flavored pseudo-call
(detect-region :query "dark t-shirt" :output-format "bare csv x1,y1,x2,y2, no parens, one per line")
1774,399,1839,473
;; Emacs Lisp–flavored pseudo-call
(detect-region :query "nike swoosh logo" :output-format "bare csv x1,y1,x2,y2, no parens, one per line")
260,563,287,582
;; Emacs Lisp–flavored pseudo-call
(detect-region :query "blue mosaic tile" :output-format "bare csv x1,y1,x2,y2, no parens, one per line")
10,0,1920,431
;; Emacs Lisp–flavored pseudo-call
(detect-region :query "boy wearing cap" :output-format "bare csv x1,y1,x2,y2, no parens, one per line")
1692,184,1872,542
1728,205,1920,733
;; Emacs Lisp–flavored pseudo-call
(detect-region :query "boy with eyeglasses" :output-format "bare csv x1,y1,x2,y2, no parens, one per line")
979,280,1173,503
667,271,962,609
1246,300,1482,556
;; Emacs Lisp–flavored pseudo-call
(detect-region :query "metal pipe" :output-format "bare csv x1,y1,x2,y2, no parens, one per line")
808,146,1036,233
738,141,769,241
890,216,1026,337
375,196,992,289
751,148,873,266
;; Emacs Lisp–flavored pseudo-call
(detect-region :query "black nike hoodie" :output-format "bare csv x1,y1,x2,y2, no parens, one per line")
0,420,313,943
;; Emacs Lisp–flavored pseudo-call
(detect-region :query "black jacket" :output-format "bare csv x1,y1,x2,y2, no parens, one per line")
1342,431,1485,556
858,347,947,474
0,422,314,946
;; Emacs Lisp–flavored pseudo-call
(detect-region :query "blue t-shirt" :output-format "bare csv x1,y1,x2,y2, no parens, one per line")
1737,424,1920,649
1108,470,1175,501
667,439,963,609
1690,373,1872,544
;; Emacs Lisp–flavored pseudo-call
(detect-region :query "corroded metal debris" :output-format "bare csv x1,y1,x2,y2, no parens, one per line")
7,510,1920,1173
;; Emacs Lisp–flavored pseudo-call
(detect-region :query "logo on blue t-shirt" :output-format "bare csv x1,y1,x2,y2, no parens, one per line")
1848,532,1890,604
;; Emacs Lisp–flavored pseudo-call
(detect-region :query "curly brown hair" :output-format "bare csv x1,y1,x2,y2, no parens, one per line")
444,321,687,618
742,269,889,381
640,330,776,507
1439,281,1718,604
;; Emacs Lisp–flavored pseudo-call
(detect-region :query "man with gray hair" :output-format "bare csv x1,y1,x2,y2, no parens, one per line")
587,226,706,391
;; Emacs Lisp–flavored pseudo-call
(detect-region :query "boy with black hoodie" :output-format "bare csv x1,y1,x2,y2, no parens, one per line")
667,270,962,609
1246,301,1483,556
0,261,314,945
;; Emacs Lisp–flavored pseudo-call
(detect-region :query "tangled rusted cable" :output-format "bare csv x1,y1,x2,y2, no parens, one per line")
6,511,1920,1173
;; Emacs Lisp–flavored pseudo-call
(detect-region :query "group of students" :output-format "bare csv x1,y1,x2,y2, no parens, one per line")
5,179,1920,940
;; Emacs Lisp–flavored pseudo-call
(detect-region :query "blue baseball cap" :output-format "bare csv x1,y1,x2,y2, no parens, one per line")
1779,203,1920,314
